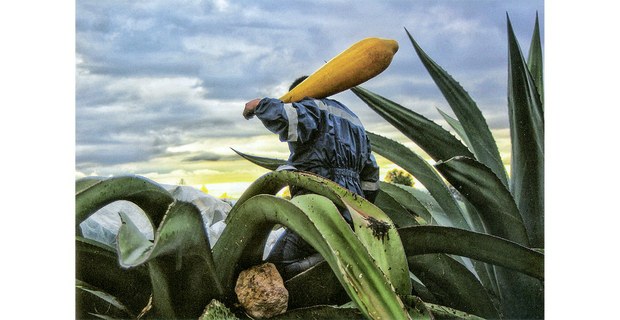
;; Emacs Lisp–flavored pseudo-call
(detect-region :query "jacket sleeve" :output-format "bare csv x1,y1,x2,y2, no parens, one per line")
254,98,320,143
360,138,380,203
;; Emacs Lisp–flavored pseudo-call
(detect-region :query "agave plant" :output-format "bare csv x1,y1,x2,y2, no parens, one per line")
76,14,543,320
235,14,544,319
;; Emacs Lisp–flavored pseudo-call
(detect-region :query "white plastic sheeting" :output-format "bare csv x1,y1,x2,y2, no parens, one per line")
79,184,286,258
79,185,232,248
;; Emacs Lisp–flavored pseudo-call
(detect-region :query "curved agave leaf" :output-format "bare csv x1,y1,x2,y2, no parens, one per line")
352,86,473,162
400,295,487,320
285,260,349,309
231,147,286,170
378,181,431,224
436,154,544,318
436,107,473,151
527,12,544,105
232,147,427,229
76,176,106,193
399,226,543,280
75,175,174,234
235,170,411,296
507,15,545,248
367,131,469,230
435,156,529,246
374,184,422,228
459,200,501,296
421,303,485,320
213,194,411,320
117,201,223,319
76,237,151,314
408,254,499,319
272,305,364,319
76,280,134,319
405,29,508,188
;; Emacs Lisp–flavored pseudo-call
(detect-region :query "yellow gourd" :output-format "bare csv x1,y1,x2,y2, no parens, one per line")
279,37,399,103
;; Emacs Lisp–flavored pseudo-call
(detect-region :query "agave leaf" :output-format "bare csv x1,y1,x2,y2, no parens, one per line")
285,260,349,308
375,182,426,227
435,156,529,246
435,155,543,318
399,295,487,320
272,306,364,320
147,258,175,319
76,237,151,315
406,29,508,187
459,200,501,296
527,12,544,105
399,226,543,280
422,302,485,320
393,184,454,226
507,14,545,248
75,176,174,234
436,107,473,151
367,131,469,229
408,254,499,319
231,148,286,170
352,86,473,162
76,280,134,319
116,201,223,318
213,194,411,320
76,176,106,193
379,182,432,224
235,170,411,296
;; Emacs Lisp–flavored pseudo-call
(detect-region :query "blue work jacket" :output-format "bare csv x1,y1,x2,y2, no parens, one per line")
254,97,380,201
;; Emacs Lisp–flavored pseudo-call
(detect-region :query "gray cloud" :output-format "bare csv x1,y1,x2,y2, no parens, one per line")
76,0,543,176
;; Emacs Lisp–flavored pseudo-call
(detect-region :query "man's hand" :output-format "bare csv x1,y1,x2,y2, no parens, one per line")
243,98,261,120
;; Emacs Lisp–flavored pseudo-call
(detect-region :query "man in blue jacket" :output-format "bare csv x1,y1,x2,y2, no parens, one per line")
243,76,380,279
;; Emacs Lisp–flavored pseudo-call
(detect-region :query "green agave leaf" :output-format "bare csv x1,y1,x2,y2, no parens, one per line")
507,14,545,248
76,280,134,319
408,254,499,319
367,131,469,230
76,176,106,193
76,237,151,314
406,28,508,188
232,147,426,228
394,184,453,226
379,182,431,224
400,295,486,320
436,107,473,151
495,265,544,320
213,194,411,320
435,155,543,319
272,306,364,320
399,226,543,280
352,86,473,162
458,200,501,296
527,12,544,105
117,201,223,318
75,175,174,234
231,147,286,170
374,182,425,228
435,156,530,246
235,170,411,296
285,260,349,309
147,258,175,319
422,303,485,320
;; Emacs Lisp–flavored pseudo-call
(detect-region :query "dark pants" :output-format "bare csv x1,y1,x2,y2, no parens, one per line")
266,230,323,280
265,210,353,280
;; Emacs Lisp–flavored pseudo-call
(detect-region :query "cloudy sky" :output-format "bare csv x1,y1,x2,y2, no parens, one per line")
76,0,544,197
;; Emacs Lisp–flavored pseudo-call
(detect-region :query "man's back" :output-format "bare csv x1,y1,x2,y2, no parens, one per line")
253,97,379,199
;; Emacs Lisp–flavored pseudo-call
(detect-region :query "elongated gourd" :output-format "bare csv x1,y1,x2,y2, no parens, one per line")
279,37,399,103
